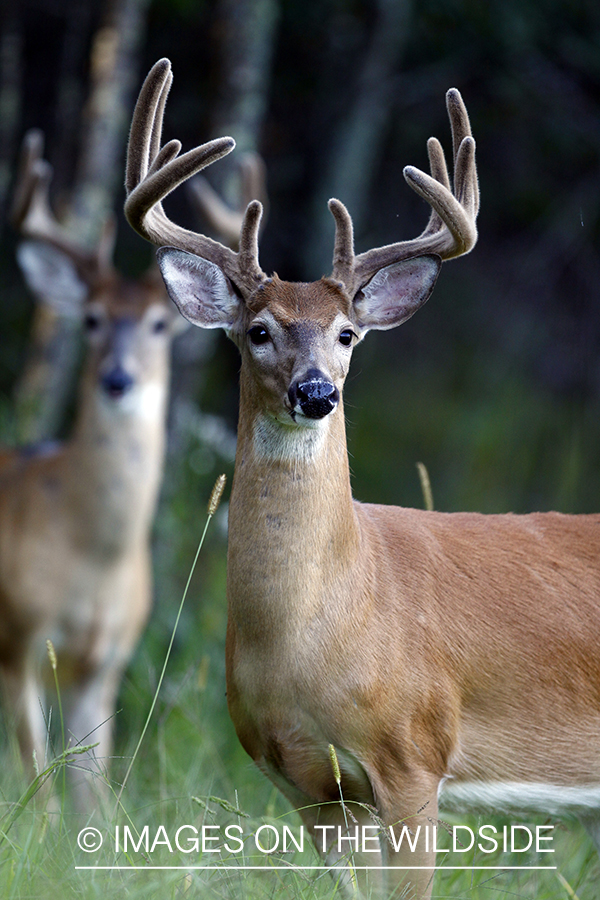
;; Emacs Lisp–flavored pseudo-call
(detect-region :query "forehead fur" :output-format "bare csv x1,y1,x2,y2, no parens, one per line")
247,275,351,325
90,271,169,318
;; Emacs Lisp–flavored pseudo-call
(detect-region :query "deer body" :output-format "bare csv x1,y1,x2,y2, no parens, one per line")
0,273,173,808
229,482,600,796
222,280,600,895
124,59,600,897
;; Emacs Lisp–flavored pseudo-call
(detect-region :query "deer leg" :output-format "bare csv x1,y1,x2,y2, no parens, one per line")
0,656,48,780
63,665,122,812
375,773,441,900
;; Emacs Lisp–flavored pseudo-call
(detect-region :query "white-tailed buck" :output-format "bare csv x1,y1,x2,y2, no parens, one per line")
0,129,182,810
125,59,600,898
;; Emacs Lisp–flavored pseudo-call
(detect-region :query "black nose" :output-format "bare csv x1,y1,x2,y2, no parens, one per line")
101,366,135,398
290,371,339,420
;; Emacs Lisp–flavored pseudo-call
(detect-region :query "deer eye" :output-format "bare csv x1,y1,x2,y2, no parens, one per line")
152,317,168,334
84,312,103,332
248,325,270,346
338,329,355,347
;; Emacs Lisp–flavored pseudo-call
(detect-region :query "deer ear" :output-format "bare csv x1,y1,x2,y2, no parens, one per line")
352,255,441,331
156,247,241,330
17,241,88,315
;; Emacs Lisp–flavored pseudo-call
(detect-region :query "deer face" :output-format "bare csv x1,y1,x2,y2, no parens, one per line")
83,274,176,407
157,248,440,432
240,277,358,426
16,241,182,413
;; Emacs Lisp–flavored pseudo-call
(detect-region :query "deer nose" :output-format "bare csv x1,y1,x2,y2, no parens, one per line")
290,370,339,420
101,366,135,398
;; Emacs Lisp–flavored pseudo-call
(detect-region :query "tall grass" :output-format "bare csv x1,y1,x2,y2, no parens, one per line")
1,532,599,900
1,671,598,900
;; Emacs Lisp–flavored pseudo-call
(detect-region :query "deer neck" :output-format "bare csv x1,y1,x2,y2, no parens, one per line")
227,382,360,641
66,373,168,553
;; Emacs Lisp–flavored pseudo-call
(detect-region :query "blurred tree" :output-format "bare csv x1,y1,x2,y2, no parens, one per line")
0,5,21,225
210,0,279,175
307,0,413,277
71,0,153,241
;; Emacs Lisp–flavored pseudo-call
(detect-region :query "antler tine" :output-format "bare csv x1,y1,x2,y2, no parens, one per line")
11,129,109,281
125,58,171,196
10,129,44,230
186,176,242,249
330,88,479,296
125,59,267,297
238,199,264,280
149,66,173,172
446,87,479,219
329,198,355,289
419,137,451,237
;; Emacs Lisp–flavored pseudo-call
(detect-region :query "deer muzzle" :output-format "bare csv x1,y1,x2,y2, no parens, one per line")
289,369,339,420
101,365,135,399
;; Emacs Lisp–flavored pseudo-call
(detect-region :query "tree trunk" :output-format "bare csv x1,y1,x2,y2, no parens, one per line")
306,0,412,278
69,0,152,241
0,8,22,226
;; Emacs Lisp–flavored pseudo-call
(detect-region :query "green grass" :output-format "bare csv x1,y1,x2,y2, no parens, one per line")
1,707,598,899
1,551,598,900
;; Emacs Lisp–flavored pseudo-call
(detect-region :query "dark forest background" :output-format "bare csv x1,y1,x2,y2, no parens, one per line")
0,0,599,512
1,0,600,523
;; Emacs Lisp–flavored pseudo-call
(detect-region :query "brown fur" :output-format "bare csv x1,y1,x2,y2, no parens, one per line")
0,271,178,811
222,283,600,899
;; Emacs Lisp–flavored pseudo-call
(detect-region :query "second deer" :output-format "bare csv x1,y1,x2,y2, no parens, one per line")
126,59,600,899
0,130,185,811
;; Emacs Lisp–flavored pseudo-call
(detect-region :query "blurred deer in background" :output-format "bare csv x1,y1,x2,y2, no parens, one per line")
0,129,184,811
126,59,600,900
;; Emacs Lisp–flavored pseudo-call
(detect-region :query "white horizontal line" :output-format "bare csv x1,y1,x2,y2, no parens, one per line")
75,865,557,871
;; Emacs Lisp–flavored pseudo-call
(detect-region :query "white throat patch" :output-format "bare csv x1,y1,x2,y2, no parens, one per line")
98,381,167,422
253,413,329,463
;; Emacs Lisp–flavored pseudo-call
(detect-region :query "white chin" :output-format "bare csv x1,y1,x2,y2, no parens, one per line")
254,413,329,461
99,382,165,420
291,412,327,429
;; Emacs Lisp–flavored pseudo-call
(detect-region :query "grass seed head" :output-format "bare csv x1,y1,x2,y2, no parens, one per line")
328,743,341,785
46,639,57,671
208,473,227,516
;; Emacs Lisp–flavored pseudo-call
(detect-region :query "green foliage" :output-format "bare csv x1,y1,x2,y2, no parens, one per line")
347,346,600,515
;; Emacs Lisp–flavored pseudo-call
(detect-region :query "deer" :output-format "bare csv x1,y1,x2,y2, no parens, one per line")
124,58,600,899
0,128,185,812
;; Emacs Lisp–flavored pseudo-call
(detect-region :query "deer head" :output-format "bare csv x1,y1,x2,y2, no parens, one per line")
124,59,477,443
12,128,182,411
